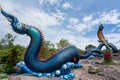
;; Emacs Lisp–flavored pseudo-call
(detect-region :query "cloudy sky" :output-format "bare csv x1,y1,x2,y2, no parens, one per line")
0,0,120,50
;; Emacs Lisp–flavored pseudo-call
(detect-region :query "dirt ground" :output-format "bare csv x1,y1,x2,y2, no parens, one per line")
2,54,120,80
73,54,120,80
74,60,120,80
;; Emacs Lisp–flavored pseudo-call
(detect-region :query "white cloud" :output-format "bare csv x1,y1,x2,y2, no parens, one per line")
51,10,66,25
44,28,99,50
75,23,87,32
67,9,120,33
48,0,60,5
38,0,44,5
105,33,120,42
69,18,79,24
0,0,66,29
38,0,60,5
81,32,87,35
70,35,98,50
19,9,60,30
82,15,93,22
67,15,94,32
111,25,120,32
62,2,72,9
92,10,120,25
105,33,120,49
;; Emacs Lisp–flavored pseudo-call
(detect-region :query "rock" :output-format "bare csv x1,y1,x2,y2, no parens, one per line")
88,66,99,74
95,61,101,64
97,72,105,76
78,78,82,80
105,76,117,80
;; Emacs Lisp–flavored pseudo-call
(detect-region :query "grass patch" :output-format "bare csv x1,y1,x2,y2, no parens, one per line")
102,59,116,65
0,74,9,80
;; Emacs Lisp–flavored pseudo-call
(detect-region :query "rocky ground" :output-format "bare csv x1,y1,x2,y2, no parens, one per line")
74,59,120,80
1,54,120,80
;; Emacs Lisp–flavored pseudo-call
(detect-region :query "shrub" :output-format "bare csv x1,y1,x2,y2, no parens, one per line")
0,46,25,74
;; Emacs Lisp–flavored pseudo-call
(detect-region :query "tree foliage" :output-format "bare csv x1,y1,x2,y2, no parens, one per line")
79,49,85,55
39,41,56,58
44,41,55,50
0,33,26,74
57,38,70,49
85,44,96,50
0,33,16,47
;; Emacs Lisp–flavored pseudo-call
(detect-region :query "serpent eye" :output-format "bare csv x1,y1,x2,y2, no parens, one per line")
20,23,29,30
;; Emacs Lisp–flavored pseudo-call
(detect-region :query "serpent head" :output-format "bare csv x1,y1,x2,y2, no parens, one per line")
98,24,104,31
1,8,29,34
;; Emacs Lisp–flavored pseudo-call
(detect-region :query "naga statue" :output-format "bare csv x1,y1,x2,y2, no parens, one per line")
82,24,118,58
97,24,118,56
0,7,89,79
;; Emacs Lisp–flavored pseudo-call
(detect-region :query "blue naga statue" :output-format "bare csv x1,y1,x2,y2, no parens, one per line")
0,7,87,79
97,24,118,56
82,24,118,58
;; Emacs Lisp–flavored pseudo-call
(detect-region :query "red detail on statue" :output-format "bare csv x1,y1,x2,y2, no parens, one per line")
103,52,112,59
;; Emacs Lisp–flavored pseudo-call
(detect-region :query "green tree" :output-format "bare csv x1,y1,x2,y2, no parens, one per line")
0,33,16,47
0,47,23,74
57,39,70,49
0,33,26,74
85,44,96,50
79,49,85,55
40,41,56,58
44,41,55,50
0,41,2,48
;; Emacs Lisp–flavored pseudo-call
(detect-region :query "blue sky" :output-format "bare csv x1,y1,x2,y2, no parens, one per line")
0,0,120,50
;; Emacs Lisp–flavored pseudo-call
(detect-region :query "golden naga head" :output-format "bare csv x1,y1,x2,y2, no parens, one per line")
97,24,105,42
